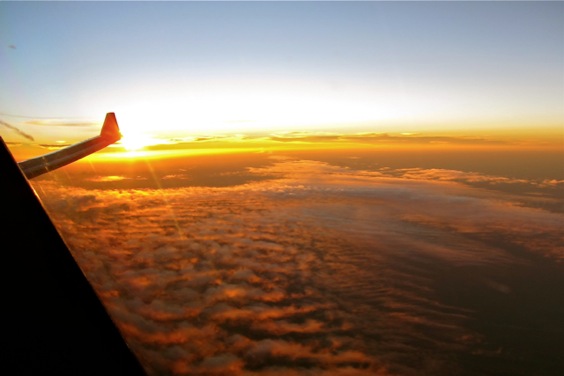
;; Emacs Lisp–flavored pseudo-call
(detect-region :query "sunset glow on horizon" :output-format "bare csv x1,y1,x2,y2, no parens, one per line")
1,1,562,150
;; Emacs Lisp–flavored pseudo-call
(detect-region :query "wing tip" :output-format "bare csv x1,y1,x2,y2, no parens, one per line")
101,112,121,141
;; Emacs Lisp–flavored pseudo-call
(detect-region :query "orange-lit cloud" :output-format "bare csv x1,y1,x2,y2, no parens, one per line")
32,152,564,375
66,127,563,164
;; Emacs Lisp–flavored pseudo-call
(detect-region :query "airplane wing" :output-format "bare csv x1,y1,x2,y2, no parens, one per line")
0,113,146,374
18,112,121,179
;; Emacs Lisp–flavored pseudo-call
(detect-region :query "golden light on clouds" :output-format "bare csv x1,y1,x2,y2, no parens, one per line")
85,127,563,166
31,148,564,375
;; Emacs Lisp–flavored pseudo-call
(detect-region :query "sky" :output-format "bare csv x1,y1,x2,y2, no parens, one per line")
1,1,563,148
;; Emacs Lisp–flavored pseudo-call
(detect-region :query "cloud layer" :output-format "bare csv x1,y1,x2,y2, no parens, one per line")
34,155,564,375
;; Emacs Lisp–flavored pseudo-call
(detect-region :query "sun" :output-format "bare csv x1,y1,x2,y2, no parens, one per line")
119,132,156,151
114,110,163,151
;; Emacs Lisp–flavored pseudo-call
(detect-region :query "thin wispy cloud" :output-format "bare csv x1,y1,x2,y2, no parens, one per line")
25,119,98,127
267,132,508,146
0,119,34,141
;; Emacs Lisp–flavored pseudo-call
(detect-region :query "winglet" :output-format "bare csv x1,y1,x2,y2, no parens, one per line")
100,112,121,141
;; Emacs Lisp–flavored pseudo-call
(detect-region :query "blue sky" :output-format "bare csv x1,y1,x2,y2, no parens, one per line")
1,1,562,141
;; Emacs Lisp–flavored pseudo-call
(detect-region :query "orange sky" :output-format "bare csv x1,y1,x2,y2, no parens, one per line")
5,123,562,165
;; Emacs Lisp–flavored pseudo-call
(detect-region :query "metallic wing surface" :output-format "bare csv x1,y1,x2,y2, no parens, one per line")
18,112,121,179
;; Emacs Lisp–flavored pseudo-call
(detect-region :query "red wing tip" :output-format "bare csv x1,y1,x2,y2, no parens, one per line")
100,112,121,140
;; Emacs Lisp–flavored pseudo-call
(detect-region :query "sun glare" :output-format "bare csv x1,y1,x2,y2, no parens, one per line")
119,132,156,151
111,87,418,139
